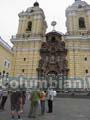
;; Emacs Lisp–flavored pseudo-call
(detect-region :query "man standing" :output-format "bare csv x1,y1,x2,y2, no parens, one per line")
47,88,55,113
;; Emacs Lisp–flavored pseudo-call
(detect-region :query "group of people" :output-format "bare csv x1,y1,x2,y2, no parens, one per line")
28,88,56,118
0,87,56,120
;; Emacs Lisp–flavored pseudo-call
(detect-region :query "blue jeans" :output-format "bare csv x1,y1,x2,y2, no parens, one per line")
40,100,45,115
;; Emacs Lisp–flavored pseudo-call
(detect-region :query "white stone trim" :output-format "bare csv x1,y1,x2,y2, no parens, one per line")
11,35,44,43
65,35,90,40
0,37,13,54
13,48,40,52
66,47,90,51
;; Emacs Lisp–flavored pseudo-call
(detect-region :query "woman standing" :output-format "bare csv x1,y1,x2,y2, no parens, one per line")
40,90,46,115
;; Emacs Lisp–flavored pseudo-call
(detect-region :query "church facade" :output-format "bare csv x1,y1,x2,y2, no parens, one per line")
0,0,90,88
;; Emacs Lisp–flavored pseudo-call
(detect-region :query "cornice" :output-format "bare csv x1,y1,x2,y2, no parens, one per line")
0,37,13,54
10,34,45,43
64,35,90,40
13,48,40,52
66,46,90,51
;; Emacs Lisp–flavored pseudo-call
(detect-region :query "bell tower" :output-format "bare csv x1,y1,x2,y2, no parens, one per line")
11,2,47,78
17,2,47,37
66,0,90,35
65,0,90,80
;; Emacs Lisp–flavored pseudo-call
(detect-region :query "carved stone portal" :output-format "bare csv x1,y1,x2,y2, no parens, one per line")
37,31,69,81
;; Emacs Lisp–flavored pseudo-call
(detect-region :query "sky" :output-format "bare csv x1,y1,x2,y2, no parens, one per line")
0,0,90,46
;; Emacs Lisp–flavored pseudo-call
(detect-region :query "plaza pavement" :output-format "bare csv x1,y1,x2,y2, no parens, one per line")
0,97,90,120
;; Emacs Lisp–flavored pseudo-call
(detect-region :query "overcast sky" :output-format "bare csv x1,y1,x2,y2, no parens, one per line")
0,0,90,45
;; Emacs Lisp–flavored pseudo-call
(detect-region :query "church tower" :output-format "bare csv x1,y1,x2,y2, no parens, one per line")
11,2,47,78
65,0,90,79
66,0,90,35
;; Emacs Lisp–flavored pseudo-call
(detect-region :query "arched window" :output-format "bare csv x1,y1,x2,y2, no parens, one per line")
26,21,32,31
79,17,86,28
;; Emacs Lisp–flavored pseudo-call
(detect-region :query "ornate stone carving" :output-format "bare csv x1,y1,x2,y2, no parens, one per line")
37,31,69,79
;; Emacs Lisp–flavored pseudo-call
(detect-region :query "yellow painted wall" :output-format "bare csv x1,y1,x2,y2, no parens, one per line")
12,41,41,78
0,44,13,76
66,39,90,79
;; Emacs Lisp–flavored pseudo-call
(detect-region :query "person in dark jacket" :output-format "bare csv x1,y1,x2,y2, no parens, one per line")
0,88,8,110
10,90,23,120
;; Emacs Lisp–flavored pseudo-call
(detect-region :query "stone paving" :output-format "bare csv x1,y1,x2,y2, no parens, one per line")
0,97,90,120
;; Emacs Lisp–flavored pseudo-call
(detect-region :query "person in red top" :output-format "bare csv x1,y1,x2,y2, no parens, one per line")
40,90,46,115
